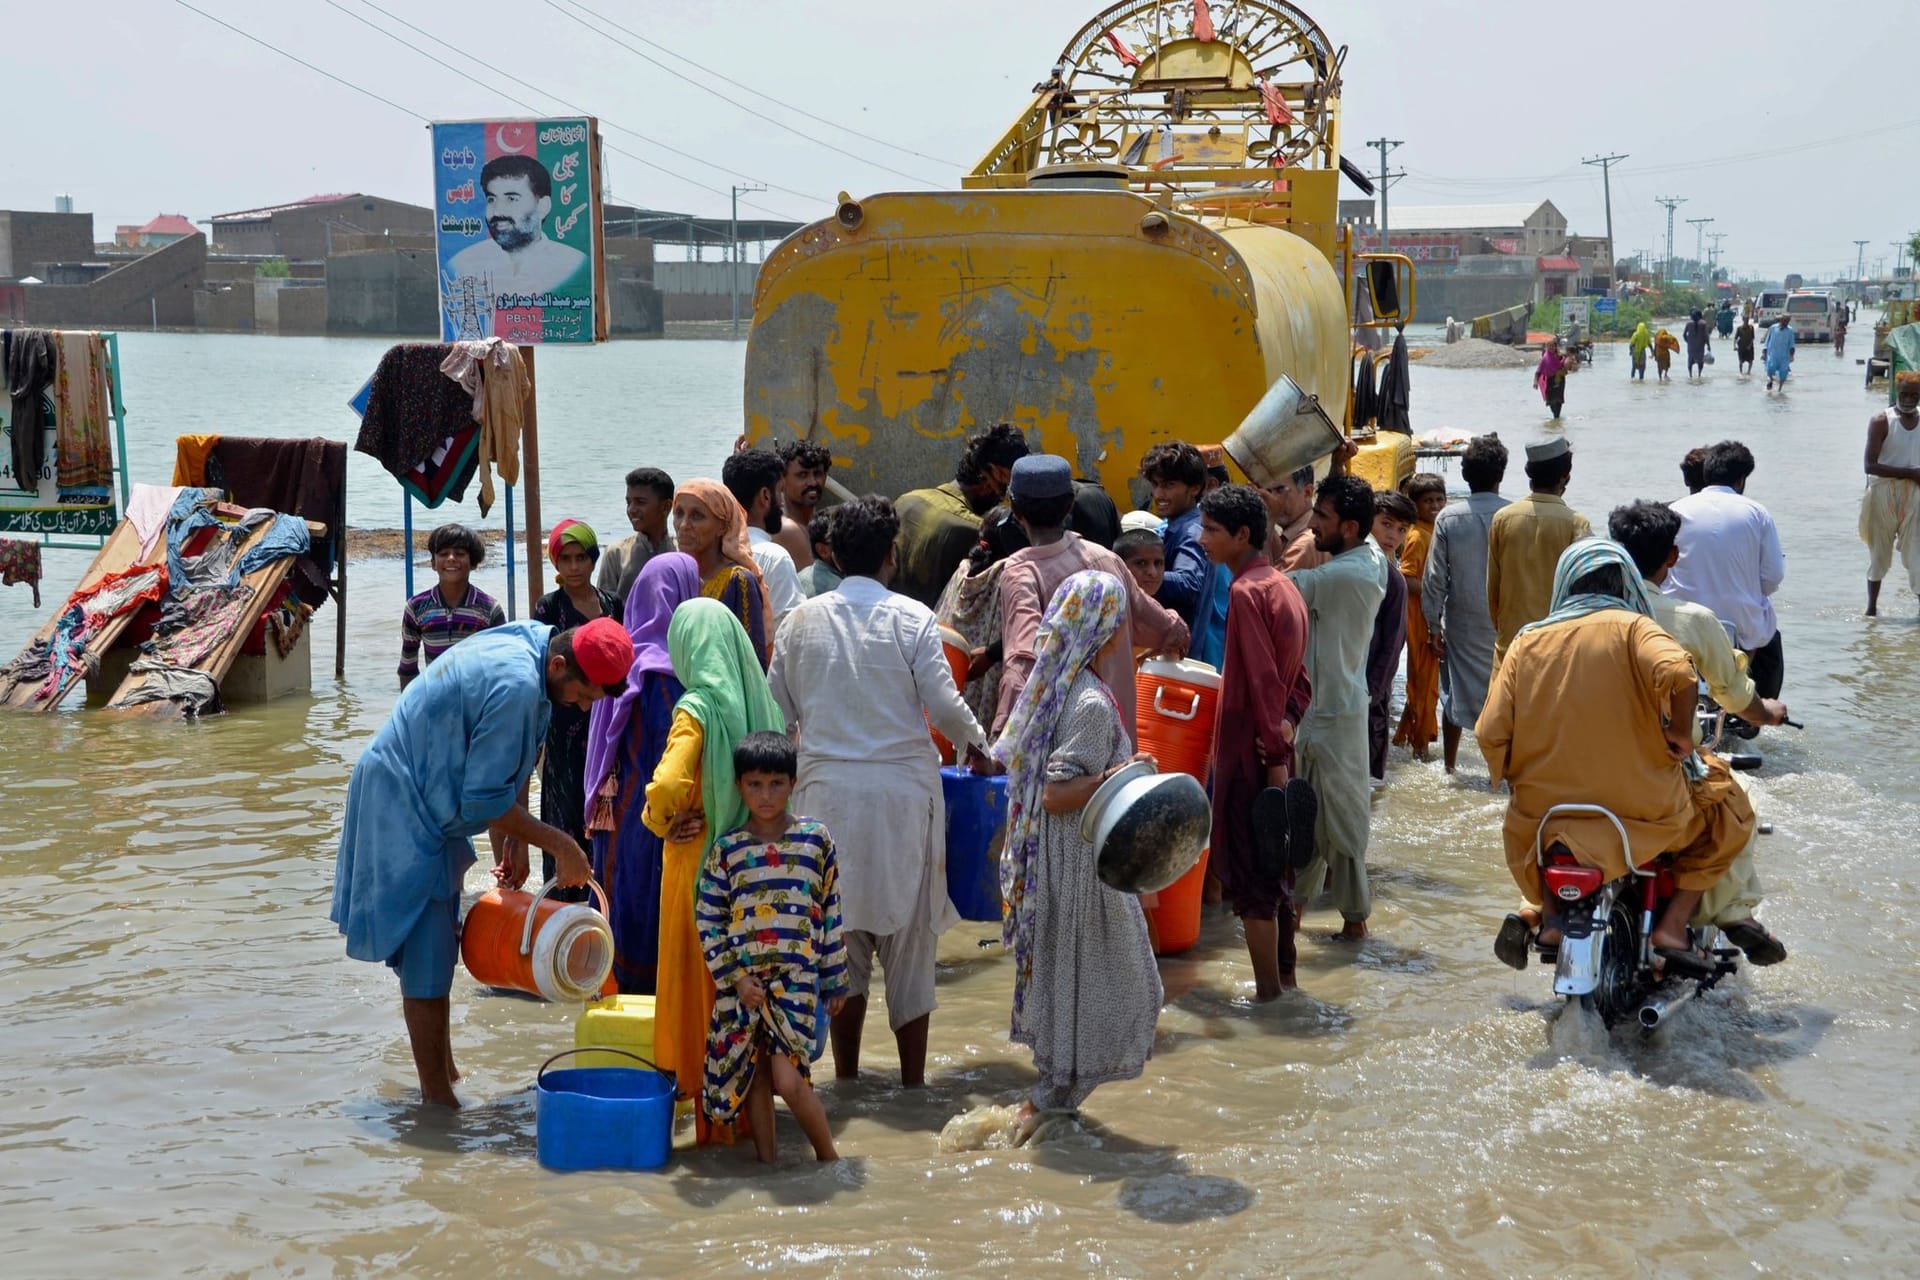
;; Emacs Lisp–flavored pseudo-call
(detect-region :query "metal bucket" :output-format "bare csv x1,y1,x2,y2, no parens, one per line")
1221,375,1345,489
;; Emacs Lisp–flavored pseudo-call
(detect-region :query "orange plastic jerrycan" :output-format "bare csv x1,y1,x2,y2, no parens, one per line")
461,880,616,1002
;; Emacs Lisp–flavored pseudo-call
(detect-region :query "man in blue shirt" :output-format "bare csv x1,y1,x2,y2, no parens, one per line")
1143,442,1225,666
331,617,632,1107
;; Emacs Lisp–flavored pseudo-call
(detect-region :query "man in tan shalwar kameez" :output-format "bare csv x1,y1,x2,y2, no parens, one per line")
1477,538,1755,964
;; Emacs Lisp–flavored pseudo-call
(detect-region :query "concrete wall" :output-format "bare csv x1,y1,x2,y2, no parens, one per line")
22,233,206,326
607,277,664,336
0,211,94,277
195,280,255,332
1412,273,1535,324
325,248,439,337
653,260,758,295
211,196,434,261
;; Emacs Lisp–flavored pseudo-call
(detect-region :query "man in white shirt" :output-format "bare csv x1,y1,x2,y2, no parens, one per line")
446,155,588,300
1663,440,1787,698
769,496,988,1088
723,449,805,630
1612,499,1789,966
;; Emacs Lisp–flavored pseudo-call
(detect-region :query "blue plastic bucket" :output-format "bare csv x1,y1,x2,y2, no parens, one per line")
942,766,1008,922
535,1047,676,1172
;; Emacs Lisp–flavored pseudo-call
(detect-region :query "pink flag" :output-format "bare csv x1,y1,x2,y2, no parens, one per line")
1105,30,1142,66
1194,0,1216,41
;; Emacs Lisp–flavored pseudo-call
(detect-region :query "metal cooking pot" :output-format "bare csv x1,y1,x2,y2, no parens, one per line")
1080,760,1211,895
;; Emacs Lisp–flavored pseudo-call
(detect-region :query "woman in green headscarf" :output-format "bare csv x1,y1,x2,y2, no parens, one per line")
1628,321,1652,381
642,598,784,1145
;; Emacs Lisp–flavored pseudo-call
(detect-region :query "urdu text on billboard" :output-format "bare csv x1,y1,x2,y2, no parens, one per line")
432,118,606,344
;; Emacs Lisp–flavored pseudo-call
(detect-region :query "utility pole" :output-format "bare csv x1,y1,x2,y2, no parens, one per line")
1582,153,1627,294
1854,239,1870,288
1366,138,1404,253
1655,196,1686,285
1892,240,1909,279
1686,216,1713,283
729,183,766,338
1707,231,1727,281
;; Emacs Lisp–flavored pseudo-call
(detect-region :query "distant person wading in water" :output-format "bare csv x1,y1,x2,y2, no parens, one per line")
1683,309,1713,380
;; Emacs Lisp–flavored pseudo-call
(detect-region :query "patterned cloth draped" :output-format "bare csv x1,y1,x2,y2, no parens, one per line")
702,564,771,668
1394,521,1440,749
695,820,847,1121
935,555,1009,727
585,551,702,822
53,332,114,498
988,569,1128,1032
1519,537,1655,636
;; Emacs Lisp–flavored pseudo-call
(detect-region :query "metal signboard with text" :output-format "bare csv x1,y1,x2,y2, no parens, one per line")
432,117,608,344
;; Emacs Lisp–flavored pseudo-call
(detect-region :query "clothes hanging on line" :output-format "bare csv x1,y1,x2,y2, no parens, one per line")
53,331,114,499
172,434,223,486
353,343,475,481
0,538,41,607
5,329,55,491
399,424,481,509
440,338,528,516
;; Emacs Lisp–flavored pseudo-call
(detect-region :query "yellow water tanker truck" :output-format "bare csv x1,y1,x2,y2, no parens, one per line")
745,0,1413,503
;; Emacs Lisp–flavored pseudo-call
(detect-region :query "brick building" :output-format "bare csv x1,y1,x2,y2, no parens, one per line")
208,193,433,261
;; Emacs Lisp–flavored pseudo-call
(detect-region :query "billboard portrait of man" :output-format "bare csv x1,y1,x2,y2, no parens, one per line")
447,154,587,298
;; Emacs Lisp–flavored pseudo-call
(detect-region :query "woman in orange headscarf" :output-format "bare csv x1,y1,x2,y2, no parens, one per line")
1394,473,1446,760
669,479,773,667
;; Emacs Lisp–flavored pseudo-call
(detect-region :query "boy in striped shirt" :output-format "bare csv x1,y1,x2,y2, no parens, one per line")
697,731,847,1163
397,524,506,686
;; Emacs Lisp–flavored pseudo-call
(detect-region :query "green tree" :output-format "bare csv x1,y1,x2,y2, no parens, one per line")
256,258,291,279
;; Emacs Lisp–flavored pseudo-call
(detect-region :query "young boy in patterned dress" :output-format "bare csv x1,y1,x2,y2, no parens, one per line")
696,731,848,1163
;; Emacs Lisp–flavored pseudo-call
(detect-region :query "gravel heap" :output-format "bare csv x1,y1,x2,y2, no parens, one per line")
1414,337,1536,370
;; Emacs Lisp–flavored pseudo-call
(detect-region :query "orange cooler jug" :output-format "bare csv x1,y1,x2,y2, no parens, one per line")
461,880,616,1002
929,623,972,764
1131,658,1221,955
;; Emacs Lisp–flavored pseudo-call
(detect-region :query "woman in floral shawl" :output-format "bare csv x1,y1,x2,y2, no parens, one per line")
989,570,1162,1141
934,505,1022,728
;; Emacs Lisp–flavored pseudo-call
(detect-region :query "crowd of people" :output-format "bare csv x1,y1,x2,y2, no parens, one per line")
329,410,1843,1159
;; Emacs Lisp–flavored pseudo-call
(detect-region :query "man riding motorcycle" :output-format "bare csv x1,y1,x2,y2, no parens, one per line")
1611,500,1789,966
1475,539,1758,972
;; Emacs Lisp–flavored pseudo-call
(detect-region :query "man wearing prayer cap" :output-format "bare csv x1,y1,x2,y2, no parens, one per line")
1863,371,1920,615
1485,437,1592,666
331,616,632,1107
993,455,1189,734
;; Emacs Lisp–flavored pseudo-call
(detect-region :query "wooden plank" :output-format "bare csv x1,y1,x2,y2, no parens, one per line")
105,517,301,717
0,517,168,713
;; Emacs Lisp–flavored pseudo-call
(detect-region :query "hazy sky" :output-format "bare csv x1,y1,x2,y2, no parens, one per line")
5,0,1914,278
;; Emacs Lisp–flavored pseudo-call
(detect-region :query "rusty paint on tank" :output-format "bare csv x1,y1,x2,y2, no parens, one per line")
744,188,1349,504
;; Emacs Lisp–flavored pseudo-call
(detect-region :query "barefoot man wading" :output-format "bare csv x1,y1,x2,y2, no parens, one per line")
1863,371,1920,617
330,618,632,1107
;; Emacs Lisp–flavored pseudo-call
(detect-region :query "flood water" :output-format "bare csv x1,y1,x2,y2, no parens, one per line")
1,329,1915,1276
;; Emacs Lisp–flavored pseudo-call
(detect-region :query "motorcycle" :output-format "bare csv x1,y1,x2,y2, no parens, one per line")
1499,803,1744,1031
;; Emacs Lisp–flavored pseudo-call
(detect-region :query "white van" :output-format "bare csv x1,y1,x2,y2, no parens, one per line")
1785,290,1834,342
1753,290,1791,327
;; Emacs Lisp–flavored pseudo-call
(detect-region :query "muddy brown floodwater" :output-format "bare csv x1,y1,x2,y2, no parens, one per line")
1,330,1915,1276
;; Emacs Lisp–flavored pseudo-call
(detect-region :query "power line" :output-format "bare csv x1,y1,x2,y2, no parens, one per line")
542,0,944,188
554,0,962,170
1582,153,1626,291
171,0,426,121
337,0,821,212
1367,138,1404,252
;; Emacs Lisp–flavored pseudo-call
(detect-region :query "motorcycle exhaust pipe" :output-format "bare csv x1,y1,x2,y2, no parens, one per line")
1637,982,1698,1030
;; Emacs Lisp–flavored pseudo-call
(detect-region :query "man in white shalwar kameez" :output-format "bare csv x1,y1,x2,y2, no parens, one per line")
770,496,987,1087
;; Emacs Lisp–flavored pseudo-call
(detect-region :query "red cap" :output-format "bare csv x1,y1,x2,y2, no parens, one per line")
571,616,634,686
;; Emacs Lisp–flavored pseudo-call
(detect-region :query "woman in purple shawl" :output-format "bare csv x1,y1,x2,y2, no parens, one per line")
1533,340,1570,419
584,552,703,993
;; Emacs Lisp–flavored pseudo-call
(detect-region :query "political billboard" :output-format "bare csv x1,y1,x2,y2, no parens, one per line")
432,117,606,344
